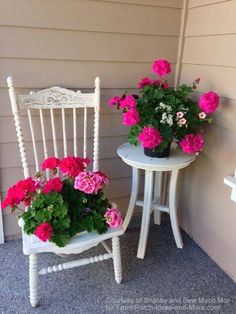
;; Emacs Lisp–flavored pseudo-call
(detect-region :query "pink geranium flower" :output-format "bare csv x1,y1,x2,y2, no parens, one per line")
74,171,109,194
34,222,52,242
104,208,123,228
119,95,136,110
42,177,63,194
152,59,171,77
2,177,38,209
179,133,204,154
41,157,60,171
138,77,153,89
198,91,220,113
138,126,162,149
108,96,121,107
59,156,90,178
122,109,140,126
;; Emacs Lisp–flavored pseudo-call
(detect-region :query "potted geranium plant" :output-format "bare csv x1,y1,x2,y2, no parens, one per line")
109,59,220,158
2,156,122,247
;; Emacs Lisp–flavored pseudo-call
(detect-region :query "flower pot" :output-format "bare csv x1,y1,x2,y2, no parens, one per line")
144,144,171,158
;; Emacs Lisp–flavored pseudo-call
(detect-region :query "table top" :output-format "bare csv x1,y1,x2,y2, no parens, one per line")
117,143,196,171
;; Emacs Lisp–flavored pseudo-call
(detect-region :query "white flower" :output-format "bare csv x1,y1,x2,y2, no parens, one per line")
176,111,184,119
161,112,167,120
159,102,166,108
166,105,172,112
199,112,206,119
178,118,187,126
166,115,173,126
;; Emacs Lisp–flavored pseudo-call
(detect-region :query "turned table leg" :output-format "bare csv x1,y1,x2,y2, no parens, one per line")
169,169,183,249
153,171,162,225
137,170,154,259
123,167,140,231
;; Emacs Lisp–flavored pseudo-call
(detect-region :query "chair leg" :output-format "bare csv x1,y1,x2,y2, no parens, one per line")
112,236,122,284
29,254,39,307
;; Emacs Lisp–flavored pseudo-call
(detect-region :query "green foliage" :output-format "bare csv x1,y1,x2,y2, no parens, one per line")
127,82,206,152
22,180,109,247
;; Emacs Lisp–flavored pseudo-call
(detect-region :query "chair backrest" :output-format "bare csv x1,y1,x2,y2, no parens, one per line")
7,77,100,178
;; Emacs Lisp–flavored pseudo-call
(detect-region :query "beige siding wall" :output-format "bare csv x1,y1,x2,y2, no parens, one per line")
179,0,236,280
0,0,182,238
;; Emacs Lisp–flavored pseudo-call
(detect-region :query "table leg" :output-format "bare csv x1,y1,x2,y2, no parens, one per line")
123,167,140,231
169,169,183,249
153,171,162,225
137,170,154,259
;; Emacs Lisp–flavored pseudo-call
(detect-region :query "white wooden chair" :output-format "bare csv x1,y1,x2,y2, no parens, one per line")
7,77,123,307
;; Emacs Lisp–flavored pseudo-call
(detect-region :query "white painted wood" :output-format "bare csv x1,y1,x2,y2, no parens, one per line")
122,167,140,231
39,253,113,275
117,143,196,172
29,254,39,307
137,170,154,259
93,77,100,171
27,109,39,172
224,169,236,202
7,77,30,179
7,76,124,307
112,236,122,284
117,143,196,258
50,108,58,157
153,172,162,225
61,108,67,157
39,109,49,159
73,107,77,157
0,199,4,244
169,169,183,248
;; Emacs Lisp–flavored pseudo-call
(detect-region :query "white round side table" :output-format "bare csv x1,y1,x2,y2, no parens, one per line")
117,143,196,259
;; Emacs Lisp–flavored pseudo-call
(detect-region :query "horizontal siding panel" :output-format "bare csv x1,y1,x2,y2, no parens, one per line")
0,26,178,63
96,0,183,8
183,35,236,67
188,0,230,9
0,135,128,168
1,0,181,36
180,64,236,99
181,153,236,223
0,87,139,117
0,113,128,143
179,203,236,280
191,93,236,132
186,1,236,36
0,59,175,89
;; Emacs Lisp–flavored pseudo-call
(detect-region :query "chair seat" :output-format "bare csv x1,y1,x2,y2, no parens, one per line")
22,227,124,255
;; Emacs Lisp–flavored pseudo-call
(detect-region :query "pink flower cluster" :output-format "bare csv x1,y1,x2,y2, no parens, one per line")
179,133,204,154
138,77,169,90
42,157,60,171
74,171,109,194
122,109,140,126
198,91,220,114
2,177,38,209
42,177,63,194
104,207,123,228
59,156,90,178
34,222,52,242
138,126,162,149
152,59,171,77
